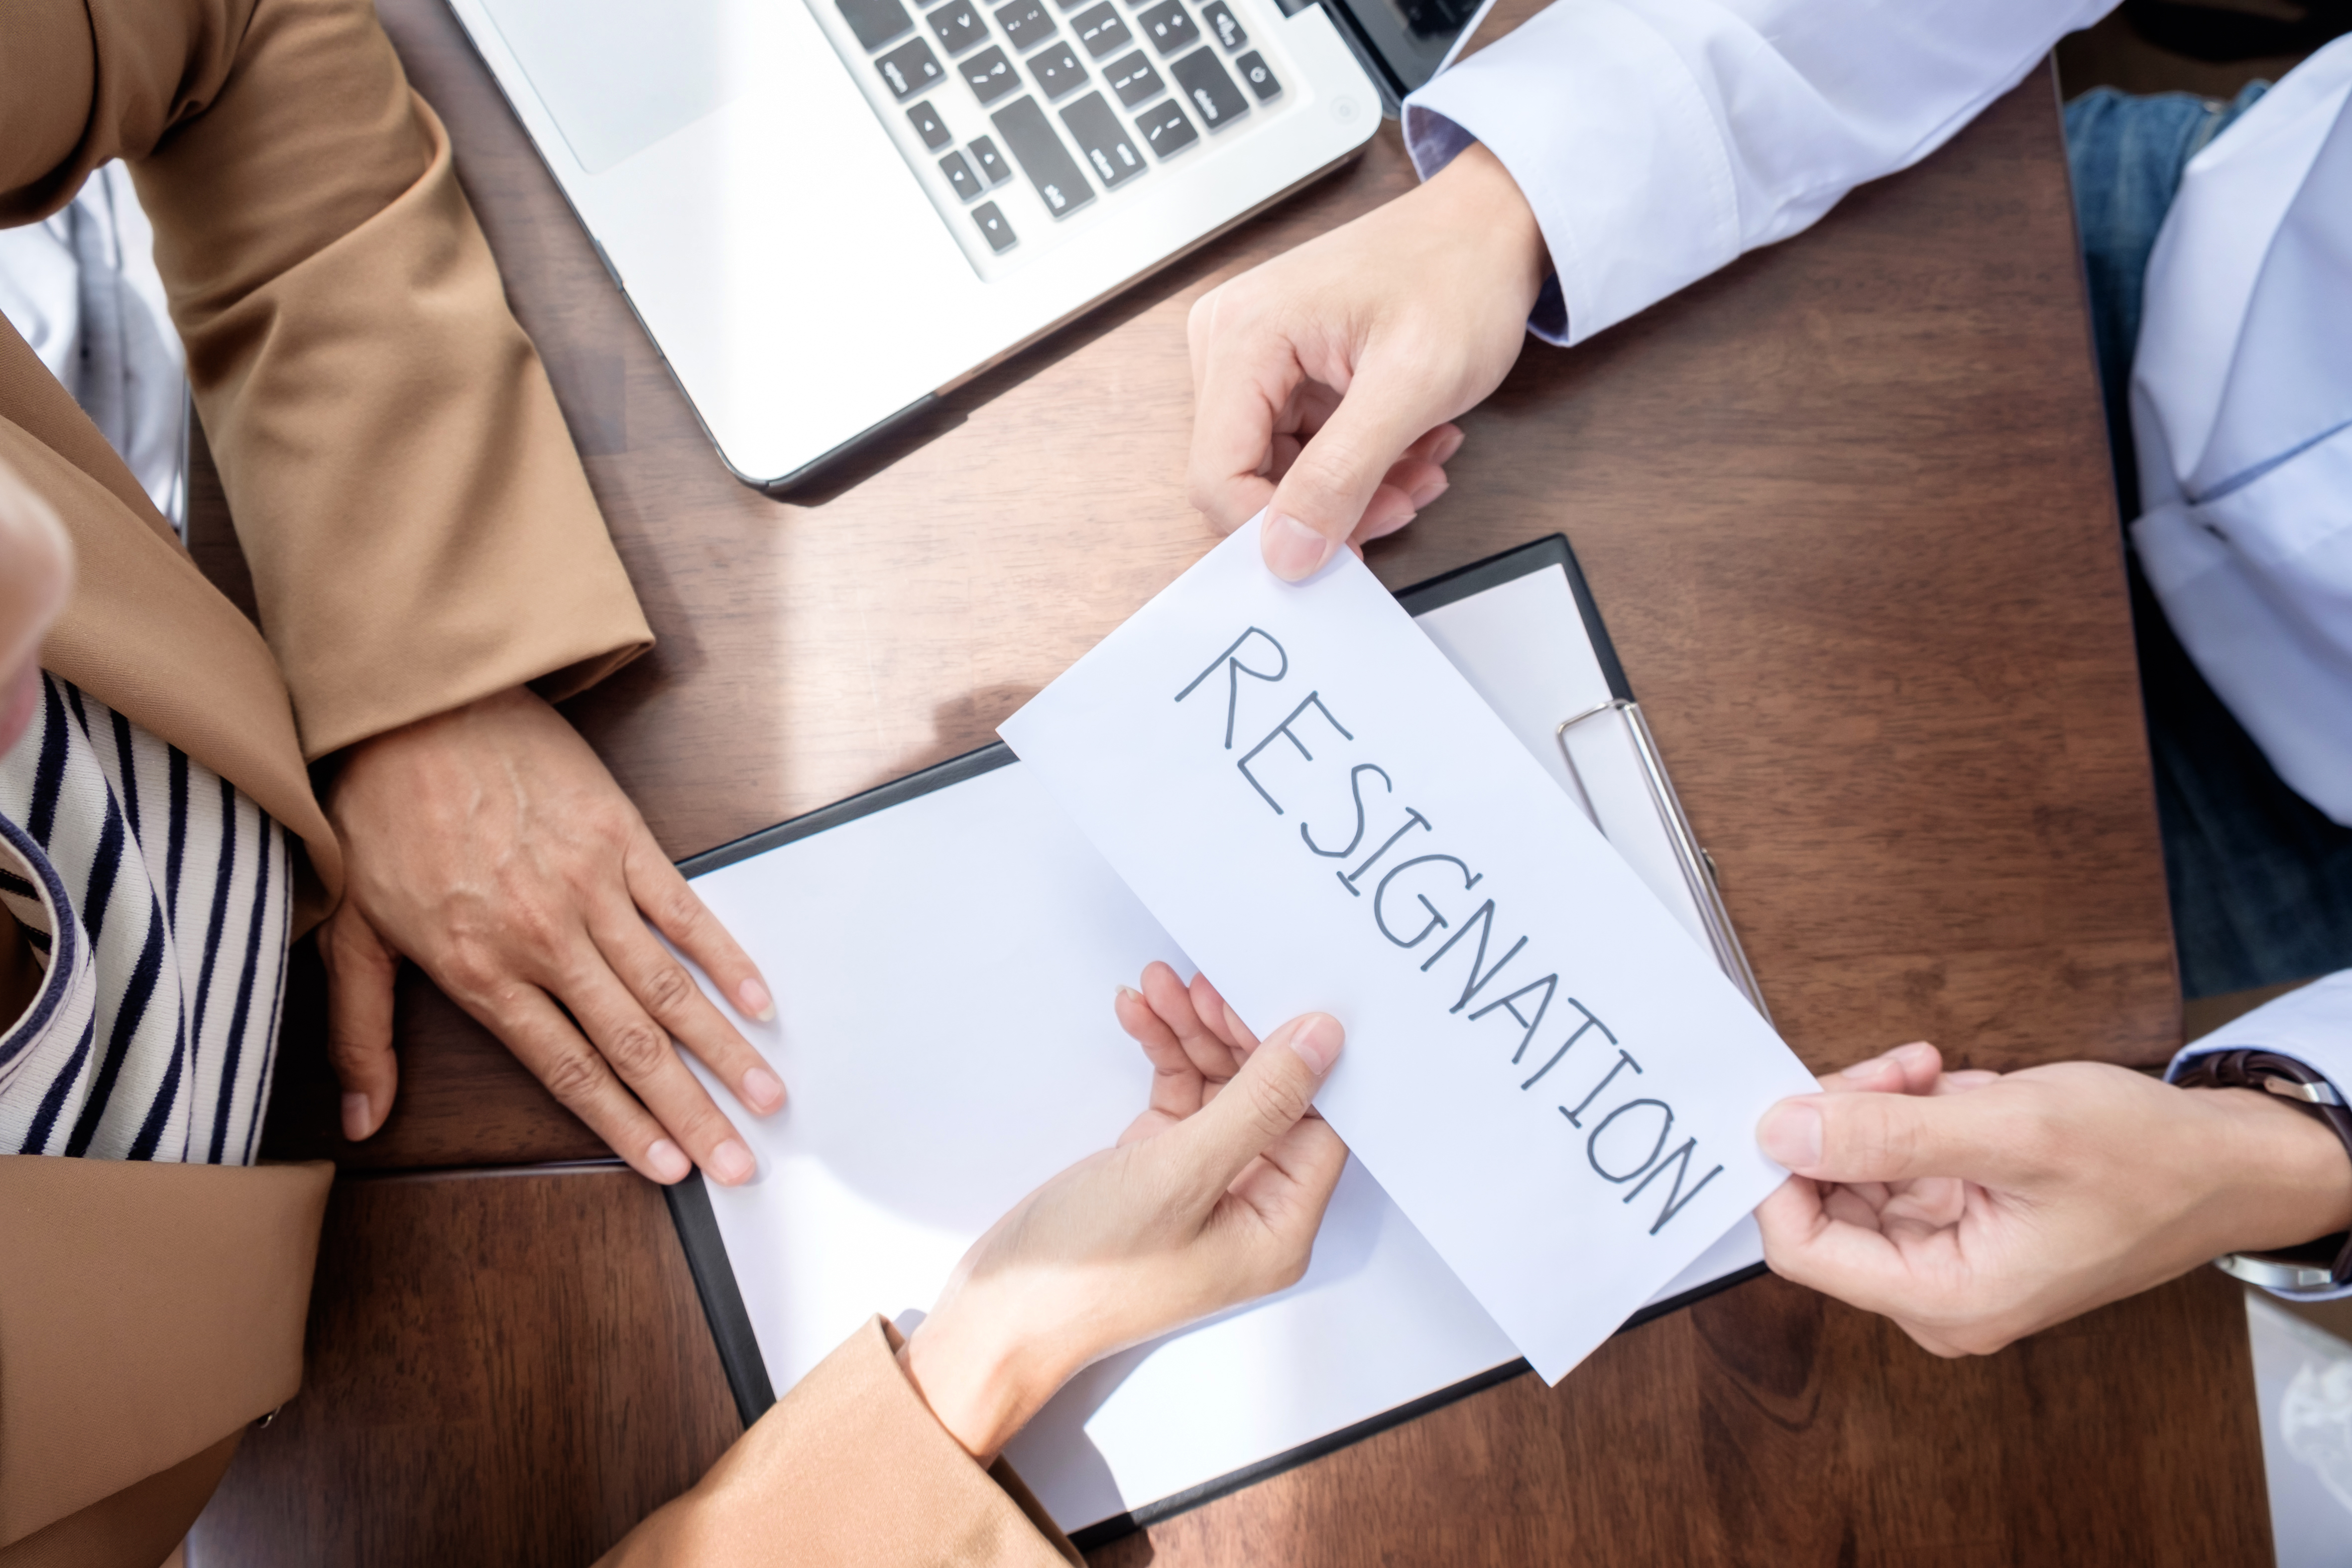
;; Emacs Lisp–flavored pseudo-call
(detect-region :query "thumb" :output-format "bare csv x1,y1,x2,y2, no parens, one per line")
1261,358,1440,581
1169,1012,1344,1202
1757,1086,2036,1188
321,905,401,1141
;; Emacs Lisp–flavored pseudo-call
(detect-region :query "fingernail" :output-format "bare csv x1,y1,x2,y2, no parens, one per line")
742,1066,785,1113
710,1138,757,1185
1433,427,1467,464
1758,1102,1823,1169
1263,512,1334,582
1839,1051,1894,1082
1287,1014,1342,1076
341,1092,373,1141
1891,1040,1937,1070
1408,474,1449,510
1115,984,1142,1004
738,977,776,1023
648,1138,692,1183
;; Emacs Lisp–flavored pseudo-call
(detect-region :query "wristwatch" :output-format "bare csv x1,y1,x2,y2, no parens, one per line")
2171,1048,2352,1293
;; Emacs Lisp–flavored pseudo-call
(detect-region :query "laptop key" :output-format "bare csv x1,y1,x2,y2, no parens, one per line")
907,100,954,148
1104,49,1164,106
929,0,989,54
1233,49,1280,101
1169,47,1246,128
877,38,947,99
1135,0,1199,55
967,135,1014,185
1070,1,1134,57
958,44,1022,104
839,0,916,50
1059,92,1147,189
995,0,1057,49
1028,40,1088,100
991,96,1095,218
940,149,984,201
972,200,1020,252
1133,96,1197,158
1198,0,1246,49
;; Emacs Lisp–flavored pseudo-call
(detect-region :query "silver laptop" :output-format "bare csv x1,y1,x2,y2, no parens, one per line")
447,0,1493,490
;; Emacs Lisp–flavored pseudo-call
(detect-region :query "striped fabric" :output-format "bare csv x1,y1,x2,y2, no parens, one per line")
0,673,290,1162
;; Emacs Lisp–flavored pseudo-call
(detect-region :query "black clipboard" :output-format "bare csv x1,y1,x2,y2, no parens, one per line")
666,534,1768,1548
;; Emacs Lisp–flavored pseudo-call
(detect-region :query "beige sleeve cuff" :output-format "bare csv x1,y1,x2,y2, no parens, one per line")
598,1317,1081,1568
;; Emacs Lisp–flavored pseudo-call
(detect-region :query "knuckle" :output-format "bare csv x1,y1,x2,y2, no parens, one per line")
539,1048,609,1109
1187,288,1220,341
600,1019,675,1081
1264,1245,1312,1294
656,881,707,930
1245,1075,1310,1143
636,961,699,1021
436,942,502,1000
324,1028,377,1074
499,895,567,960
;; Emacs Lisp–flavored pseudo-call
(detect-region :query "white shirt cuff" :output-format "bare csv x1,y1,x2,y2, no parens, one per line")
1402,0,1741,348
2168,970,2352,1302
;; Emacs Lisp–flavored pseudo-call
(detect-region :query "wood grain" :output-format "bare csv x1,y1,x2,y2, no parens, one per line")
1103,1264,2269,1567
188,1167,742,1568
188,1165,2270,1567
254,0,2177,1172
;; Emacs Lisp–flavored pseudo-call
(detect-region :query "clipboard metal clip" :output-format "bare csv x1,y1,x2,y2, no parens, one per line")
1557,699,1772,1024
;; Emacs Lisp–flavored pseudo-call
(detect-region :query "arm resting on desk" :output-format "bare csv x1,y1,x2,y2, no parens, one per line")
596,1317,1080,1568
0,0,652,763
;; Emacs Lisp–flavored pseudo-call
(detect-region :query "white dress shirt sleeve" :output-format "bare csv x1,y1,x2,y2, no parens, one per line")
1403,0,2113,345
2168,970,2352,1302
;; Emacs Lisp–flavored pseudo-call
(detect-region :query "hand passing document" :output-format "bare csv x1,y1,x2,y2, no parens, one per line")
1000,518,1817,1384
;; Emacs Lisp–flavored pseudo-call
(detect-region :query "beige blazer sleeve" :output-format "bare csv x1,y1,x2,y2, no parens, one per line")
0,1157,333,1568
0,0,653,763
599,1317,1084,1568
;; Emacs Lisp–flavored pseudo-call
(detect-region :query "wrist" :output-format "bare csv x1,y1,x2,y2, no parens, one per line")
2196,1086,2352,1256
1421,141,1550,310
897,1290,1071,1464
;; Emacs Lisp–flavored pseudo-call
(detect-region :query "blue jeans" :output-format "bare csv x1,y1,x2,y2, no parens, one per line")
2065,84,2352,997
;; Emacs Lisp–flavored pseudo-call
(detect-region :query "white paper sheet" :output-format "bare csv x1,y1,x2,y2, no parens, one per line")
999,520,1817,1383
682,762,1521,1533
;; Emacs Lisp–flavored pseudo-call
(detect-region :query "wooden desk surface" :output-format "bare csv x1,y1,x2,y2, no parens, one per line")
193,0,2268,1561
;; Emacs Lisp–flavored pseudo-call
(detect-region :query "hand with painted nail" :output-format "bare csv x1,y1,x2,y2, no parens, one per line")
1752,1042,2352,1356
898,962,1348,1461
1184,141,1550,582
320,686,782,1187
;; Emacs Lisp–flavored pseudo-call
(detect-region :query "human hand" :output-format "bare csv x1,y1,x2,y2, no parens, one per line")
320,685,781,1186
1186,141,1549,581
1753,1041,2352,1356
0,456,73,756
900,963,1347,1460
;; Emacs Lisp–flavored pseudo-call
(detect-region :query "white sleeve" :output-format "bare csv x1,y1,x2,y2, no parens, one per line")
2168,970,2352,1303
1402,0,2116,345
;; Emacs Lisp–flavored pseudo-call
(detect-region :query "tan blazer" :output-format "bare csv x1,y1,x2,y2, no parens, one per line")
600,1318,1082,1567
1,3,1074,1562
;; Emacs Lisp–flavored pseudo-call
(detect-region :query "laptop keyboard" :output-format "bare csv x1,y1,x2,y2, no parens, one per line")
822,0,1290,270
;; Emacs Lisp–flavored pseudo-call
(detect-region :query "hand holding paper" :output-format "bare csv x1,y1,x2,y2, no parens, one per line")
903,966,1349,1461
1001,518,1818,1383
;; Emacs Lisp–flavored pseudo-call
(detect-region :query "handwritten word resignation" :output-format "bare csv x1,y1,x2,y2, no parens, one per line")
1176,625,1724,1236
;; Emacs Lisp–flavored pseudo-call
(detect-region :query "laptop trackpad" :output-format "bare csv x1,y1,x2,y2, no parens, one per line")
478,0,761,174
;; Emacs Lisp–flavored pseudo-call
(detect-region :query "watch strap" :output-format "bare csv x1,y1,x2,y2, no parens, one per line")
2172,1048,2352,1293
